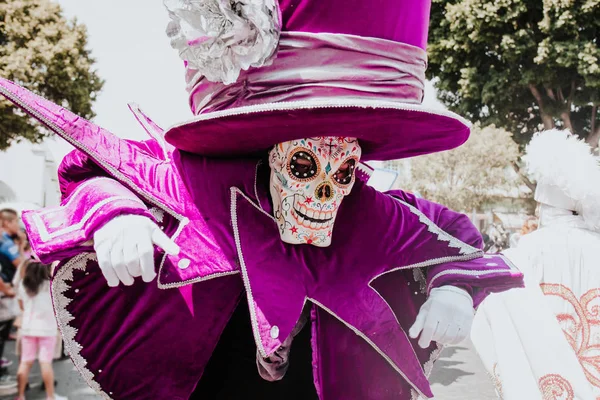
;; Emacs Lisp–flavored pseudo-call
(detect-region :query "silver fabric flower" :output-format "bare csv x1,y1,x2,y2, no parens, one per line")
164,0,281,85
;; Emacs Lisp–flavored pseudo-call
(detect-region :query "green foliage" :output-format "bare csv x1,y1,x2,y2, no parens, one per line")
400,125,521,212
428,0,600,147
0,0,103,150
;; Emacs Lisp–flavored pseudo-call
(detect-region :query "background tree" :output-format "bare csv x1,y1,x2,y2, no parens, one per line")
428,0,600,147
0,0,103,150
398,125,521,212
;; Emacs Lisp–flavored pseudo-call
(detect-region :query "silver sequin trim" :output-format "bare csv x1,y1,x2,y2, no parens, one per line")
33,195,146,242
167,97,471,128
423,344,444,377
370,252,482,289
254,161,261,204
156,216,240,289
394,197,480,256
230,187,279,359
413,268,427,294
356,162,374,179
148,207,165,223
52,253,112,399
426,254,520,293
369,197,484,288
410,344,444,400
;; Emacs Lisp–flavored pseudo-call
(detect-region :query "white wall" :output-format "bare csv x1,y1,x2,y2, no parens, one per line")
0,180,16,203
0,139,65,208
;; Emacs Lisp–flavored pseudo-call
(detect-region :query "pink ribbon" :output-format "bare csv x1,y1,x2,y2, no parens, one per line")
186,31,427,115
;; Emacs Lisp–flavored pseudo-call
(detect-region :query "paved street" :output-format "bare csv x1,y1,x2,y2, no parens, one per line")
0,340,497,400
430,342,498,400
0,341,99,400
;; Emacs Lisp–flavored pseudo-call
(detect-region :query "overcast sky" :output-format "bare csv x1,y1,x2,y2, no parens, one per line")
55,0,190,140
49,1,445,157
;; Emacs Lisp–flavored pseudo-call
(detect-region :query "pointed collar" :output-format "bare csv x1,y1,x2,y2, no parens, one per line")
229,185,440,397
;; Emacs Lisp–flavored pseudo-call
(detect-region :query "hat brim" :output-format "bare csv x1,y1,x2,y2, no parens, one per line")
164,99,471,161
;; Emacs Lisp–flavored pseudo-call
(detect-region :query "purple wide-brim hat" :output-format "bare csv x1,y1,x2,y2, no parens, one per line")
163,0,470,161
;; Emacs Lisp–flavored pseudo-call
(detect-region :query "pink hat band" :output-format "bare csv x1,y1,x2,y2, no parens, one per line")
187,32,427,116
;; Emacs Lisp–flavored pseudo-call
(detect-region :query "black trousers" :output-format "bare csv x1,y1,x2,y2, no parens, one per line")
191,297,319,399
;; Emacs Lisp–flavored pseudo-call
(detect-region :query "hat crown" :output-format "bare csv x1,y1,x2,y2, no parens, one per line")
280,0,431,49
164,0,470,162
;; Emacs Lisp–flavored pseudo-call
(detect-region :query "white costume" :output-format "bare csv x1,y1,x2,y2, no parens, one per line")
472,130,600,400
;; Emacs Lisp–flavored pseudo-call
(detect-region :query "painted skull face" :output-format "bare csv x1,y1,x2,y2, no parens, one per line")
268,137,362,247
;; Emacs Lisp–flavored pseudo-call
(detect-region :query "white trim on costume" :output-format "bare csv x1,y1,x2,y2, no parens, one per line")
168,94,471,130
410,345,444,400
37,177,116,216
426,254,521,293
52,253,113,400
369,196,483,287
396,197,480,256
33,196,145,242
156,217,240,290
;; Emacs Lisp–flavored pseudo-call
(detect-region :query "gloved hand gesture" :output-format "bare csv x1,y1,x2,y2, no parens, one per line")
408,285,474,348
93,215,180,287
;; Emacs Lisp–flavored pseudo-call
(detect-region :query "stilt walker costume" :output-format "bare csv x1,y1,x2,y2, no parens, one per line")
0,0,523,399
472,130,600,400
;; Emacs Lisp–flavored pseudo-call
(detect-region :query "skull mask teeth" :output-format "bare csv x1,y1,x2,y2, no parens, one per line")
268,137,362,247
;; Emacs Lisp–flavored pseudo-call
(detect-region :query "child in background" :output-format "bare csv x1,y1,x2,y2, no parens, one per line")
14,260,66,400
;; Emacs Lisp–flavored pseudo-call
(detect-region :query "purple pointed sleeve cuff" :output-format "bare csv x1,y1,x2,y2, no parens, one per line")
23,177,155,264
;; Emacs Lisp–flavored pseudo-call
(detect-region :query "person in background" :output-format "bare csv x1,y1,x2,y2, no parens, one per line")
509,216,539,248
0,209,23,393
1,209,30,344
484,223,510,253
0,264,17,394
15,260,66,400
472,130,600,398
0,210,26,270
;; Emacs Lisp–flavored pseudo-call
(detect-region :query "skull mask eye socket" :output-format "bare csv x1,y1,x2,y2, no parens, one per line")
332,158,357,187
288,148,320,181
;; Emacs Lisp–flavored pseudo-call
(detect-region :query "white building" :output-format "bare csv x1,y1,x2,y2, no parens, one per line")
0,138,73,211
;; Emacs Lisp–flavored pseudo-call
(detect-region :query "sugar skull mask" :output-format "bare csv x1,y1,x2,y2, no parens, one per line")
268,137,362,247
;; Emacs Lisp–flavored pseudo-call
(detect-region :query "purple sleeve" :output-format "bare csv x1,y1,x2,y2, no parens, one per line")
385,190,523,306
23,149,158,264
23,177,155,264
385,190,483,250
57,139,167,201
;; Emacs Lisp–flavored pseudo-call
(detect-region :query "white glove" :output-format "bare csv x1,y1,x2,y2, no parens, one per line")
408,285,474,348
93,215,180,287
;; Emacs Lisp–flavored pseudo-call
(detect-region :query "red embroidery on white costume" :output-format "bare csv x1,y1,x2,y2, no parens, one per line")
541,284,600,390
539,373,574,400
491,363,504,399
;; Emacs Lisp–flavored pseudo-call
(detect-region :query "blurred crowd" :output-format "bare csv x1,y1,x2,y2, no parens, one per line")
0,209,66,400
482,215,539,254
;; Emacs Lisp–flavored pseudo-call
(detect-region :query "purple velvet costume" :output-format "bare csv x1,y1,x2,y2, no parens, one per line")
0,0,525,398
0,79,523,399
